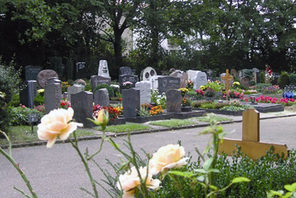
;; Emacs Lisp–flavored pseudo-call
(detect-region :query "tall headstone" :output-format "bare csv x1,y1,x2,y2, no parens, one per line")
253,68,260,83
94,88,109,107
75,62,88,79
120,66,132,75
20,80,37,108
122,88,140,118
231,69,239,79
186,70,200,81
193,72,207,90
158,76,180,94
46,77,61,85
150,75,164,90
37,69,58,88
135,81,151,105
67,84,85,103
44,82,62,113
169,70,188,88
71,91,93,128
91,75,111,91
25,66,42,81
141,67,157,81
98,60,110,78
166,89,182,113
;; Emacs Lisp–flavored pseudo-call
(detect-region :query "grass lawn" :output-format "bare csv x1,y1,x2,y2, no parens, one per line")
149,119,197,128
0,125,95,145
97,123,151,133
197,115,233,123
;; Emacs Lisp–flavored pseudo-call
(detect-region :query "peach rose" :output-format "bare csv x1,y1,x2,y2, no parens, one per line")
37,108,83,148
149,144,188,175
117,166,160,198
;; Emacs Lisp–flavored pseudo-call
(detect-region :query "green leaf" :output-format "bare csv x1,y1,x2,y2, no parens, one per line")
231,177,250,184
108,139,120,150
195,169,208,174
209,185,218,191
285,183,296,192
203,158,213,170
196,176,205,182
283,192,292,198
267,190,284,198
168,170,195,178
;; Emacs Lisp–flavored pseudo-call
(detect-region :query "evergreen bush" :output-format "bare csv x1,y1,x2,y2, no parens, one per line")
289,73,296,85
278,72,290,89
94,84,114,97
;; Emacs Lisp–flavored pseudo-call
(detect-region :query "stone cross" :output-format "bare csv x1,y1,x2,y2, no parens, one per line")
218,109,288,160
221,69,233,99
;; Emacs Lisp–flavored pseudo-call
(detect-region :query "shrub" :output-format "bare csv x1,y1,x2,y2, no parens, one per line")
34,92,44,105
278,72,290,89
200,102,217,109
8,106,44,126
289,73,296,86
0,60,22,130
94,84,114,97
260,71,265,83
192,100,207,108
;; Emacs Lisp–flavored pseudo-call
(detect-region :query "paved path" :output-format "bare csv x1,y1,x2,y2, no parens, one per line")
0,116,295,198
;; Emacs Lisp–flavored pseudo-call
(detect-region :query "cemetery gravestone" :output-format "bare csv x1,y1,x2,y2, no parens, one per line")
25,66,42,81
240,77,250,88
158,76,180,94
135,81,151,105
122,88,140,118
120,66,132,75
94,88,109,107
119,74,138,88
169,70,188,88
75,62,88,79
230,69,239,79
218,109,288,160
166,89,182,113
44,82,62,113
253,68,260,83
186,70,200,81
20,80,37,108
141,67,157,81
67,84,85,103
37,69,58,88
193,72,207,90
46,77,61,85
71,91,93,128
150,75,164,90
91,75,111,91
98,60,110,78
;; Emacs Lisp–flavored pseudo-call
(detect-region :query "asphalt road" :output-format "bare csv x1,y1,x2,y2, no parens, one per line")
0,116,295,198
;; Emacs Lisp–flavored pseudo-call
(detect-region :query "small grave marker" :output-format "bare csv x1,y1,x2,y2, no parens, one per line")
221,69,233,99
27,112,39,133
218,109,288,160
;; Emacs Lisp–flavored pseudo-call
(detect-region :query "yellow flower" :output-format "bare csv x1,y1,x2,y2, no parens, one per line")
37,89,44,93
37,108,83,148
117,166,161,198
149,144,188,175
233,81,240,86
200,85,206,90
90,109,109,130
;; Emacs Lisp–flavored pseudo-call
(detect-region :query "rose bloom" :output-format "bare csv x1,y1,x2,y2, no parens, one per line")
37,108,83,148
117,166,160,198
149,144,188,175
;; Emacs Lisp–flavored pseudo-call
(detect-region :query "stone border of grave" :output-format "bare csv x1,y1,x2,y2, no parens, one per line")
194,108,243,116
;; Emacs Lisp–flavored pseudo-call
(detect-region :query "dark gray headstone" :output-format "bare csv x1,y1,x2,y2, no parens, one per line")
20,80,37,108
94,88,109,107
166,89,182,113
120,66,132,75
122,88,140,118
46,77,61,85
67,84,85,103
75,62,88,79
158,76,180,94
25,66,42,81
71,91,93,128
44,83,62,113
119,74,139,88
91,75,111,91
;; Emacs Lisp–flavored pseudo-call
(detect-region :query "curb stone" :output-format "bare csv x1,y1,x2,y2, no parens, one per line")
1,113,296,149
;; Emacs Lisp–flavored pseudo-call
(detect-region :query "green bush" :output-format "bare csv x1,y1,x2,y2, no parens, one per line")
8,106,44,126
94,84,115,97
289,73,296,86
278,71,290,89
0,60,22,131
200,102,217,109
34,92,44,105
260,71,265,83
8,93,20,107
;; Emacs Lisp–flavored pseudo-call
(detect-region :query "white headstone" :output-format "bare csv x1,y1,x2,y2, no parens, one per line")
186,70,200,81
150,75,164,90
135,81,151,105
141,67,157,81
193,72,207,90
67,84,85,103
98,60,110,78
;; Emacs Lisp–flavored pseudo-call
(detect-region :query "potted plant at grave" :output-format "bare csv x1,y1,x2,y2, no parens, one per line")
122,81,133,89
